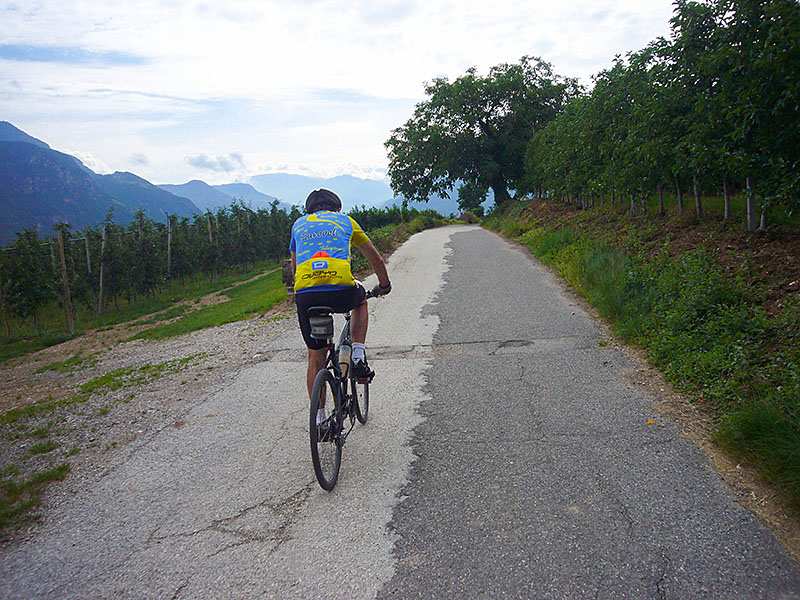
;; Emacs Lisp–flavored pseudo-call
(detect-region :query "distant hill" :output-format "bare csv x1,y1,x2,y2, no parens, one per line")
0,141,133,244
213,183,293,212
158,180,233,213
93,173,199,222
248,173,394,212
0,121,50,149
0,122,201,245
379,187,495,216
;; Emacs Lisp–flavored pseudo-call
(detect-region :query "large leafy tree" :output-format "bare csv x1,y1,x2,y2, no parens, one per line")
386,56,578,207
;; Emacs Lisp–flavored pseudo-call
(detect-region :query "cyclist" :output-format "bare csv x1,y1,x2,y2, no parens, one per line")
289,189,391,424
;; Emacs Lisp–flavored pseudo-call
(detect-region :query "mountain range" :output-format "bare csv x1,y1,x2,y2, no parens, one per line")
0,121,475,246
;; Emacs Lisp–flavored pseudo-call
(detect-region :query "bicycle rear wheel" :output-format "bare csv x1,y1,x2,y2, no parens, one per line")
354,377,369,424
310,369,342,491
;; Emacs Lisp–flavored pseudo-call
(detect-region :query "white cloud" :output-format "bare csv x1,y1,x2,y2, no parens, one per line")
1,0,677,183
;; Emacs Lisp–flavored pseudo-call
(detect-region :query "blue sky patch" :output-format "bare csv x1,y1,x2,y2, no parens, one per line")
0,44,147,66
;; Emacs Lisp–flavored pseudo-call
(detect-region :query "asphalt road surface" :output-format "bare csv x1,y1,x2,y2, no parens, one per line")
2,225,799,599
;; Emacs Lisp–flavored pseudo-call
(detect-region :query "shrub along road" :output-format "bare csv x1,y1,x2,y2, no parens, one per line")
1,225,798,598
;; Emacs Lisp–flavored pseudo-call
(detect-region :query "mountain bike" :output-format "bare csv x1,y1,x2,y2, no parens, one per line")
308,289,374,490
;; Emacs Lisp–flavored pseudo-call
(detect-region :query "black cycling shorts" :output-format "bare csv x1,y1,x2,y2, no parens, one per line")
295,284,367,350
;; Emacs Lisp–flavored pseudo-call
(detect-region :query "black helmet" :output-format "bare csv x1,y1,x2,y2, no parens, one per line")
305,189,342,213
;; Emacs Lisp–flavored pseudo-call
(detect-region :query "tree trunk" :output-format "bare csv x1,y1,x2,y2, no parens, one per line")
600,192,605,206
630,193,636,215
723,177,730,222
640,192,647,214
658,185,664,216
491,184,511,207
0,291,10,341
746,176,758,233
675,177,683,214
693,175,702,218
612,189,616,206
759,205,767,231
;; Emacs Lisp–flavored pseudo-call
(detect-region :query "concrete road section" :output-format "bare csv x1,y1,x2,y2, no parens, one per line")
0,225,460,599
378,227,800,599
2,225,798,599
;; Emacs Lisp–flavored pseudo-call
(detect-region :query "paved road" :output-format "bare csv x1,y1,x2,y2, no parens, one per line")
1,225,798,599
377,227,800,599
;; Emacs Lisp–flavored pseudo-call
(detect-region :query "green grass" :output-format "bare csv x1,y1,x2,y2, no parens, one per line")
0,333,78,364
0,463,70,534
27,440,59,455
34,352,99,374
0,262,280,363
487,203,800,513
1,354,206,426
131,270,287,341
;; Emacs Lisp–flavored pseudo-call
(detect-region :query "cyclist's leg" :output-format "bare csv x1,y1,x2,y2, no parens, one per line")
350,301,368,344
295,291,332,401
307,348,327,400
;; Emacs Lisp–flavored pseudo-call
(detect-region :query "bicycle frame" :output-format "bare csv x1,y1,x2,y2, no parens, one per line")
321,313,357,442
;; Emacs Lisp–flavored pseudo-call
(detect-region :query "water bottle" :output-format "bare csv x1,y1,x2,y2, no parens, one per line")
339,342,352,377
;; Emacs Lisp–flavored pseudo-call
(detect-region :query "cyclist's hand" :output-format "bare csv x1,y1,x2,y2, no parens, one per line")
371,281,392,297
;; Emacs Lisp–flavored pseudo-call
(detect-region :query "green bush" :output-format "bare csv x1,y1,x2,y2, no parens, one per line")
493,215,800,511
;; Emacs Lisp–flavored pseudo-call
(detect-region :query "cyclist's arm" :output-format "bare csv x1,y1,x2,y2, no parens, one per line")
290,252,296,277
356,241,389,288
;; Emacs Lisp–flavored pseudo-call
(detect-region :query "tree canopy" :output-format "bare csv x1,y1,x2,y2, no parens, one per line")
386,1,800,230
385,56,579,207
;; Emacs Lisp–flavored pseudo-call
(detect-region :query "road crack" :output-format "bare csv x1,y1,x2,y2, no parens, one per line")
147,483,314,560
595,470,635,536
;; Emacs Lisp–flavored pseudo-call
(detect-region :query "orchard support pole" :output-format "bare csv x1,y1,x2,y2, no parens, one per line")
98,225,107,314
57,229,75,334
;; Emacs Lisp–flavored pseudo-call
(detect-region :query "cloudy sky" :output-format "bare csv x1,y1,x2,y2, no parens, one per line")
1,0,677,185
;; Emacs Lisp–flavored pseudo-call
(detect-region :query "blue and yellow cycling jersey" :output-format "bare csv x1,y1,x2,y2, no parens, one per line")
289,211,370,293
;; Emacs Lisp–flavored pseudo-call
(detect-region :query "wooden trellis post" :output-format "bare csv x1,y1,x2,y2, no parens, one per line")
57,228,75,334
98,224,107,314
166,215,173,280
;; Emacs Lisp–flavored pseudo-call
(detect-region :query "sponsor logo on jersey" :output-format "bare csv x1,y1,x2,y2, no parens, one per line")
301,229,339,242
311,260,328,270
301,270,339,280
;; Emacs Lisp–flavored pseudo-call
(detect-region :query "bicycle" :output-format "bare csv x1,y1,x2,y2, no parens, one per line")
308,289,375,490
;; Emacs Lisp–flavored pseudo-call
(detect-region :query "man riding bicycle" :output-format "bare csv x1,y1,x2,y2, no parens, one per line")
289,189,391,424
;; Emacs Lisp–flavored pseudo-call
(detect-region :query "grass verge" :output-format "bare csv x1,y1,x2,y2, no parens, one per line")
0,463,70,534
0,261,280,363
130,269,286,341
484,200,800,513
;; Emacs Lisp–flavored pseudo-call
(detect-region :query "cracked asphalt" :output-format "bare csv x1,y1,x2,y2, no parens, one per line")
2,225,799,599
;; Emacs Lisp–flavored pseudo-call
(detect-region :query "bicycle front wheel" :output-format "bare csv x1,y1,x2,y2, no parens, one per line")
310,368,342,491
354,377,369,424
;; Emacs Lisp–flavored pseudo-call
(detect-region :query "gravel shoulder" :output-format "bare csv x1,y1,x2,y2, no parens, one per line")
1,296,297,548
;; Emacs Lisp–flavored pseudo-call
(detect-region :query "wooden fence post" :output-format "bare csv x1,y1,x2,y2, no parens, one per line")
84,227,92,274
57,229,75,334
166,215,173,280
746,177,758,233
98,224,107,314
723,177,730,222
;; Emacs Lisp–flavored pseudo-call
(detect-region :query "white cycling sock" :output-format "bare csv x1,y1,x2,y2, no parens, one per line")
352,343,366,362
316,408,326,425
